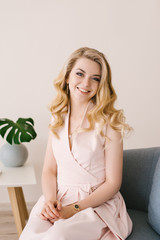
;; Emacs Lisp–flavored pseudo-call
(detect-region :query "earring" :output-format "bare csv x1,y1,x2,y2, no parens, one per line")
67,84,69,95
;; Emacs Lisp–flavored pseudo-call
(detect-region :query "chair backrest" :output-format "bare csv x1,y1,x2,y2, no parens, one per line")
120,147,160,212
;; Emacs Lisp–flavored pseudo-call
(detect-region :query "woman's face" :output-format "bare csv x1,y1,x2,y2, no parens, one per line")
67,57,101,104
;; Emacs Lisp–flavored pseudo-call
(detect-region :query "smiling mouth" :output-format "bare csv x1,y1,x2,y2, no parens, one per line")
77,87,90,93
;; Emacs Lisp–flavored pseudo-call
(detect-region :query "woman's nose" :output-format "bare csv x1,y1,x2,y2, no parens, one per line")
83,77,90,86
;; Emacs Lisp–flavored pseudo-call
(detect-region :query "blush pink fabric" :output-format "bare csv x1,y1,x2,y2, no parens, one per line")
19,103,133,240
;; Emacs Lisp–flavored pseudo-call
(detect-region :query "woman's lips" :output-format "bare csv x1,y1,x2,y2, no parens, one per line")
77,87,90,93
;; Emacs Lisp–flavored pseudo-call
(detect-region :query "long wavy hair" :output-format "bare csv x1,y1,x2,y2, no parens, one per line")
49,47,132,138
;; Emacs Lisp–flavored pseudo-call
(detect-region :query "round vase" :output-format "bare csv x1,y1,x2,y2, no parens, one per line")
0,143,28,167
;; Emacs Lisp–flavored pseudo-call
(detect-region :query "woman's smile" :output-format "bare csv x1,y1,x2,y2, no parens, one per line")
77,86,90,94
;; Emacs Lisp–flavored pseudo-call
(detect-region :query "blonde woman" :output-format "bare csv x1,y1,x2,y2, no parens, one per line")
20,47,133,240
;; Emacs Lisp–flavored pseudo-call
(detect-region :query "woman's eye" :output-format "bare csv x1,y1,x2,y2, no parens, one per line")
76,72,83,77
92,77,100,82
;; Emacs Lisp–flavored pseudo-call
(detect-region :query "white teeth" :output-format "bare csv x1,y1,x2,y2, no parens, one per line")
78,88,89,93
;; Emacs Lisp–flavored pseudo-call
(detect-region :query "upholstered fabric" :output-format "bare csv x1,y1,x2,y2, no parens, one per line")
121,147,160,240
148,157,160,235
121,147,160,211
127,210,160,240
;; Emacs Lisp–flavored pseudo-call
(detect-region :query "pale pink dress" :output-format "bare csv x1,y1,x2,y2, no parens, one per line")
19,103,132,240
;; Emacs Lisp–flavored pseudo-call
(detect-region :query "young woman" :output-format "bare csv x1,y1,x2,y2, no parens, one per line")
19,47,133,240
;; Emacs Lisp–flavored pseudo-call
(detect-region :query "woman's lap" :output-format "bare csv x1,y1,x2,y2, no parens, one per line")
19,199,107,240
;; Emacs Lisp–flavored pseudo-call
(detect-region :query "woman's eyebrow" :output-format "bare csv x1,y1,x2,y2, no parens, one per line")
76,68,101,77
76,68,85,73
93,74,101,77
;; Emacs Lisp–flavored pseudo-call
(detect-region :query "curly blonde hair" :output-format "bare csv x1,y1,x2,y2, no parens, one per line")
49,47,132,138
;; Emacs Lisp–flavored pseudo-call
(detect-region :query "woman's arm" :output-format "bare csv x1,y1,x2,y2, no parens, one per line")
40,131,61,221
77,123,123,210
41,131,57,201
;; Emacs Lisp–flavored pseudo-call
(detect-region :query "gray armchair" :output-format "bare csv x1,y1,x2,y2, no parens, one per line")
121,147,160,240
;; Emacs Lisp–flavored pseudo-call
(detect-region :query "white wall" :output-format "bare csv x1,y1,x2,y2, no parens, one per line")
0,0,160,203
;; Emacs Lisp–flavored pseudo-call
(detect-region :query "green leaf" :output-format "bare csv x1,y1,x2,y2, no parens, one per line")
6,127,16,145
0,118,37,145
20,132,32,142
14,130,21,144
0,124,11,138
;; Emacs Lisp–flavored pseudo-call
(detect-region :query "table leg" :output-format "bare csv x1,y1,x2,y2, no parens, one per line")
17,187,29,220
8,187,29,237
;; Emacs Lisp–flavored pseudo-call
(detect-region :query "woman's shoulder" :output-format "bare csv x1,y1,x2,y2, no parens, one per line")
105,121,122,142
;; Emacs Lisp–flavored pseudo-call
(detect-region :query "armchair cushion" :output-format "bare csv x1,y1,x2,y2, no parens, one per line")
148,157,160,235
127,209,160,240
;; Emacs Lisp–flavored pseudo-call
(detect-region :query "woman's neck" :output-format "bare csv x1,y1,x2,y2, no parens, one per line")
69,100,90,120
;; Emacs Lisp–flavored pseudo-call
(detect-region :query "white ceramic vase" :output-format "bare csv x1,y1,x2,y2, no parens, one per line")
0,143,28,167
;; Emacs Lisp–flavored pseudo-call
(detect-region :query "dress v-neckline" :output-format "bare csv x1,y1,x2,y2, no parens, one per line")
63,101,99,184
67,101,91,152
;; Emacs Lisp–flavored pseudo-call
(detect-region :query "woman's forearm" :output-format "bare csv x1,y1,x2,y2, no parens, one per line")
42,170,57,202
77,180,121,210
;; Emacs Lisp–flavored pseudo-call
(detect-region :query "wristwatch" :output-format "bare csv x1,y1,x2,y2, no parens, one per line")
74,204,80,212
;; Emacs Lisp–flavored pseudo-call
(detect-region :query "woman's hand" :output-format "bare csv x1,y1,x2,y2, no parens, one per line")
40,200,62,222
58,204,77,219
49,204,77,223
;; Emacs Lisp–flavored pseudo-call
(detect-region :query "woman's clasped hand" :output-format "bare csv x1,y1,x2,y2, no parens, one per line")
40,200,77,223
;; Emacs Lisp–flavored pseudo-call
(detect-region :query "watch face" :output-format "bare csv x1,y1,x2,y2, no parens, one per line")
74,204,80,211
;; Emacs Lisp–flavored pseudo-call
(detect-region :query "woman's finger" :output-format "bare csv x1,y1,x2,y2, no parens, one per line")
50,207,60,218
41,208,52,220
56,201,62,211
40,213,48,221
48,202,60,217
45,204,58,219
49,218,58,224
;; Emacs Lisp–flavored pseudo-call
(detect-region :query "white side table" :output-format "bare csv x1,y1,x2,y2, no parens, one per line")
0,161,36,237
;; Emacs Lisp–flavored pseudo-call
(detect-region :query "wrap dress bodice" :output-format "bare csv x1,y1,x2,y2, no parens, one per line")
51,103,133,239
52,105,106,206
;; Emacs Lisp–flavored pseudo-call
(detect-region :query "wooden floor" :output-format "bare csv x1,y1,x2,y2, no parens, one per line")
0,203,34,240
0,210,18,240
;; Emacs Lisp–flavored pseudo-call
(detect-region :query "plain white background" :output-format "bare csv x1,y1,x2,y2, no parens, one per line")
0,0,160,203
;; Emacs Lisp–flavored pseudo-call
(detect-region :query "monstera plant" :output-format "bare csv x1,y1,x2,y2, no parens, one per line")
0,118,37,167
